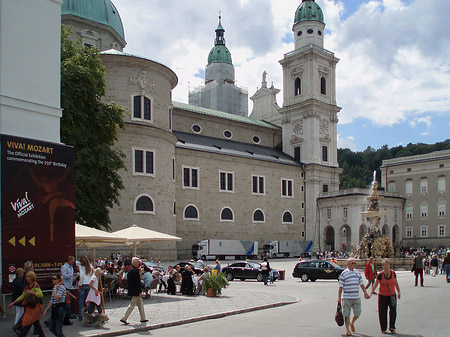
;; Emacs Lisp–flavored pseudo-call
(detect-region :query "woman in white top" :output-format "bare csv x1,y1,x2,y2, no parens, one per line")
85,268,103,315
78,255,93,320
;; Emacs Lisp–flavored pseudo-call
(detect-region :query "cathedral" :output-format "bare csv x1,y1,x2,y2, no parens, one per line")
61,0,409,259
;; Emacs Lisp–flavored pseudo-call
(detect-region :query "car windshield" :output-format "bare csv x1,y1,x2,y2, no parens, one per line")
190,262,204,269
248,262,260,269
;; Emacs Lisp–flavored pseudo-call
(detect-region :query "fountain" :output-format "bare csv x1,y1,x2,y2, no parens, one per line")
358,171,394,258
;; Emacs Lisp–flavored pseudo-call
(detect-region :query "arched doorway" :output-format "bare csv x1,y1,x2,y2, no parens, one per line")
325,226,335,251
359,224,367,242
341,225,351,252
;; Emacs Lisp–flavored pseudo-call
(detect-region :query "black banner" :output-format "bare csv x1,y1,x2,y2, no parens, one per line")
1,134,75,293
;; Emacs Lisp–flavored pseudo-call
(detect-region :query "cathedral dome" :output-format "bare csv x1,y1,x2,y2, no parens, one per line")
294,0,324,24
62,0,125,41
208,45,232,65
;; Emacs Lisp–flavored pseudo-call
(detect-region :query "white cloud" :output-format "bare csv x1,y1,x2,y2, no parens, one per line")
337,134,358,150
112,0,450,135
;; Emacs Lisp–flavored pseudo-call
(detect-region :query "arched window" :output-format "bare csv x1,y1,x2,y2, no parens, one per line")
294,77,301,96
282,211,293,224
253,209,265,223
184,205,199,220
220,207,234,221
320,77,326,95
135,194,154,214
133,95,151,121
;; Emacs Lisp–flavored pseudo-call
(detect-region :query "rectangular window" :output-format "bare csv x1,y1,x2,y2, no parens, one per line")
183,166,199,189
301,231,305,238
133,148,154,176
301,185,304,192
389,170,394,174
439,225,446,237
394,208,398,220
407,168,411,172
388,182,395,193
439,164,444,168
323,184,329,193
438,176,446,193
420,179,428,193
172,158,175,181
406,226,413,238
405,180,413,195
420,204,428,218
143,97,151,120
301,216,305,223
343,207,348,218
327,208,331,219
294,146,301,161
438,203,446,217
169,107,173,130
420,225,428,237
252,175,265,195
281,179,293,197
322,146,328,162
219,171,234,192
301,202,305,209
133,96,141,119
405,205,413,218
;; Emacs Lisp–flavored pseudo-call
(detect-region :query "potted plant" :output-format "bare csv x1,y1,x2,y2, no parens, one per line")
203,272,229,297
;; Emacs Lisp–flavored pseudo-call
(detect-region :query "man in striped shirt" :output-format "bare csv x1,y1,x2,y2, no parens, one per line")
338,258,369,336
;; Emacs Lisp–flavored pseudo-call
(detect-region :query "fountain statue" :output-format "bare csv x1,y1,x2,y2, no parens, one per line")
359,171,394,258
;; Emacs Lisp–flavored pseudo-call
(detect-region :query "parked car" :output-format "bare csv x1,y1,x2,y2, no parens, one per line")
142,261,166,274
222,261,279,282
292,259,344,282
176,261,205,275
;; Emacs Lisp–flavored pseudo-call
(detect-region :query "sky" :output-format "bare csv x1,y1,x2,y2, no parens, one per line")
112,0,450,151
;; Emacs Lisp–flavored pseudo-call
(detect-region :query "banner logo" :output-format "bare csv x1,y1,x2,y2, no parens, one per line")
10,192,34,218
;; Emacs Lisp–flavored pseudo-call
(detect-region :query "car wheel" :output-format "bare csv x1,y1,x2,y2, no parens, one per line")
226,272,234,281
256,273,263,282
300,273,309,282
240,278,246,281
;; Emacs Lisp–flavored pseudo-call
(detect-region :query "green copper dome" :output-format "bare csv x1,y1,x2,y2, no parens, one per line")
207,17,232,65
62,0,125,41
294,0,325,24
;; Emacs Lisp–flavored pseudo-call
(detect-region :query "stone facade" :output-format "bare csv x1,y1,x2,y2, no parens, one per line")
380,150,450,248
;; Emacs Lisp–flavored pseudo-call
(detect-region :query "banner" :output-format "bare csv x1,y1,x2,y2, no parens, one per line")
1,134,75,292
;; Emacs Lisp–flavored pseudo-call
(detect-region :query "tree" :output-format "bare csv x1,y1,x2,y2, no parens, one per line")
60,25,126,230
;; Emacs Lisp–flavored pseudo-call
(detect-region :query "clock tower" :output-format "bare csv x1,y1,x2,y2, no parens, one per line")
279,0,342,245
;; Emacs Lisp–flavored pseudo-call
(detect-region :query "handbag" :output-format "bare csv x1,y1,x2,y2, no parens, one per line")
335,302,344,326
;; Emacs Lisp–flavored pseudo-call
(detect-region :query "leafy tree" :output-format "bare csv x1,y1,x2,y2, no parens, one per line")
60,25,126,230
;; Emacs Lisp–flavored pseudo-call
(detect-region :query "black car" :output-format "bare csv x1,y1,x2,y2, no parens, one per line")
292,259,344,282
176,261,205,275
222,261,279,282
142,261,166,274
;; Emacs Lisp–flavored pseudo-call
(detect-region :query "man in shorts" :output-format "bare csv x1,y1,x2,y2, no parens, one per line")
338,258,369,336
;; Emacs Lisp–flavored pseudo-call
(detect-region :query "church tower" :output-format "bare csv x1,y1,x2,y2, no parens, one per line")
189,15,248,116
279,0,342,245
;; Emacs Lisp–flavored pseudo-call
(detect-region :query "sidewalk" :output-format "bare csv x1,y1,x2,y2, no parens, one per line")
0,286,297,337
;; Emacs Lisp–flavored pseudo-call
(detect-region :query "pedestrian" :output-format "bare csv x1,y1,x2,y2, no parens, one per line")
214,260,221,273
78,255,93,320
60,256,77,321
120,257,148,325
413,251,424,286
430,255,439,277
443,250,450,283
260,257,271,285
369,259,401,334
43,274,66,337
12,268,25,333
8,271,45,337
337,258,369,336
364,257,377,291
85,268,104,316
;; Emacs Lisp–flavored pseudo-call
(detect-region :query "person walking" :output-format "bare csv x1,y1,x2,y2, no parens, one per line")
430,255,439,277
60,256,77,321
337,258,369,336
443,250,450,283
120,257,148,325
260,257,271,286
43,274,66,337
369,259,401,334
85,268,104,316
413,251,424,286
214,260,221,273
364,257,377,292
78,255,93,320
8,271,45,337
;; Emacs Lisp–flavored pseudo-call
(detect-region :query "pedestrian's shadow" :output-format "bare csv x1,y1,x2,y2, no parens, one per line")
347,334,425,337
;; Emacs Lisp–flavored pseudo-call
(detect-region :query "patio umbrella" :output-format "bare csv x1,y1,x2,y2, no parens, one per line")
75,223,128,260
111,224,182,256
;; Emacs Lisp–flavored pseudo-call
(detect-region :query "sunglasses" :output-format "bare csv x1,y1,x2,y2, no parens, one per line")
52,277,58,280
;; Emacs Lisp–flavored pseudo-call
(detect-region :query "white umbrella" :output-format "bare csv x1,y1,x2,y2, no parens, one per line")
111,224,182,256
75,223,128,259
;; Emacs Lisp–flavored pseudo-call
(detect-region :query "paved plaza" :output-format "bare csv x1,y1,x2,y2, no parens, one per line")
1,259,449,337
